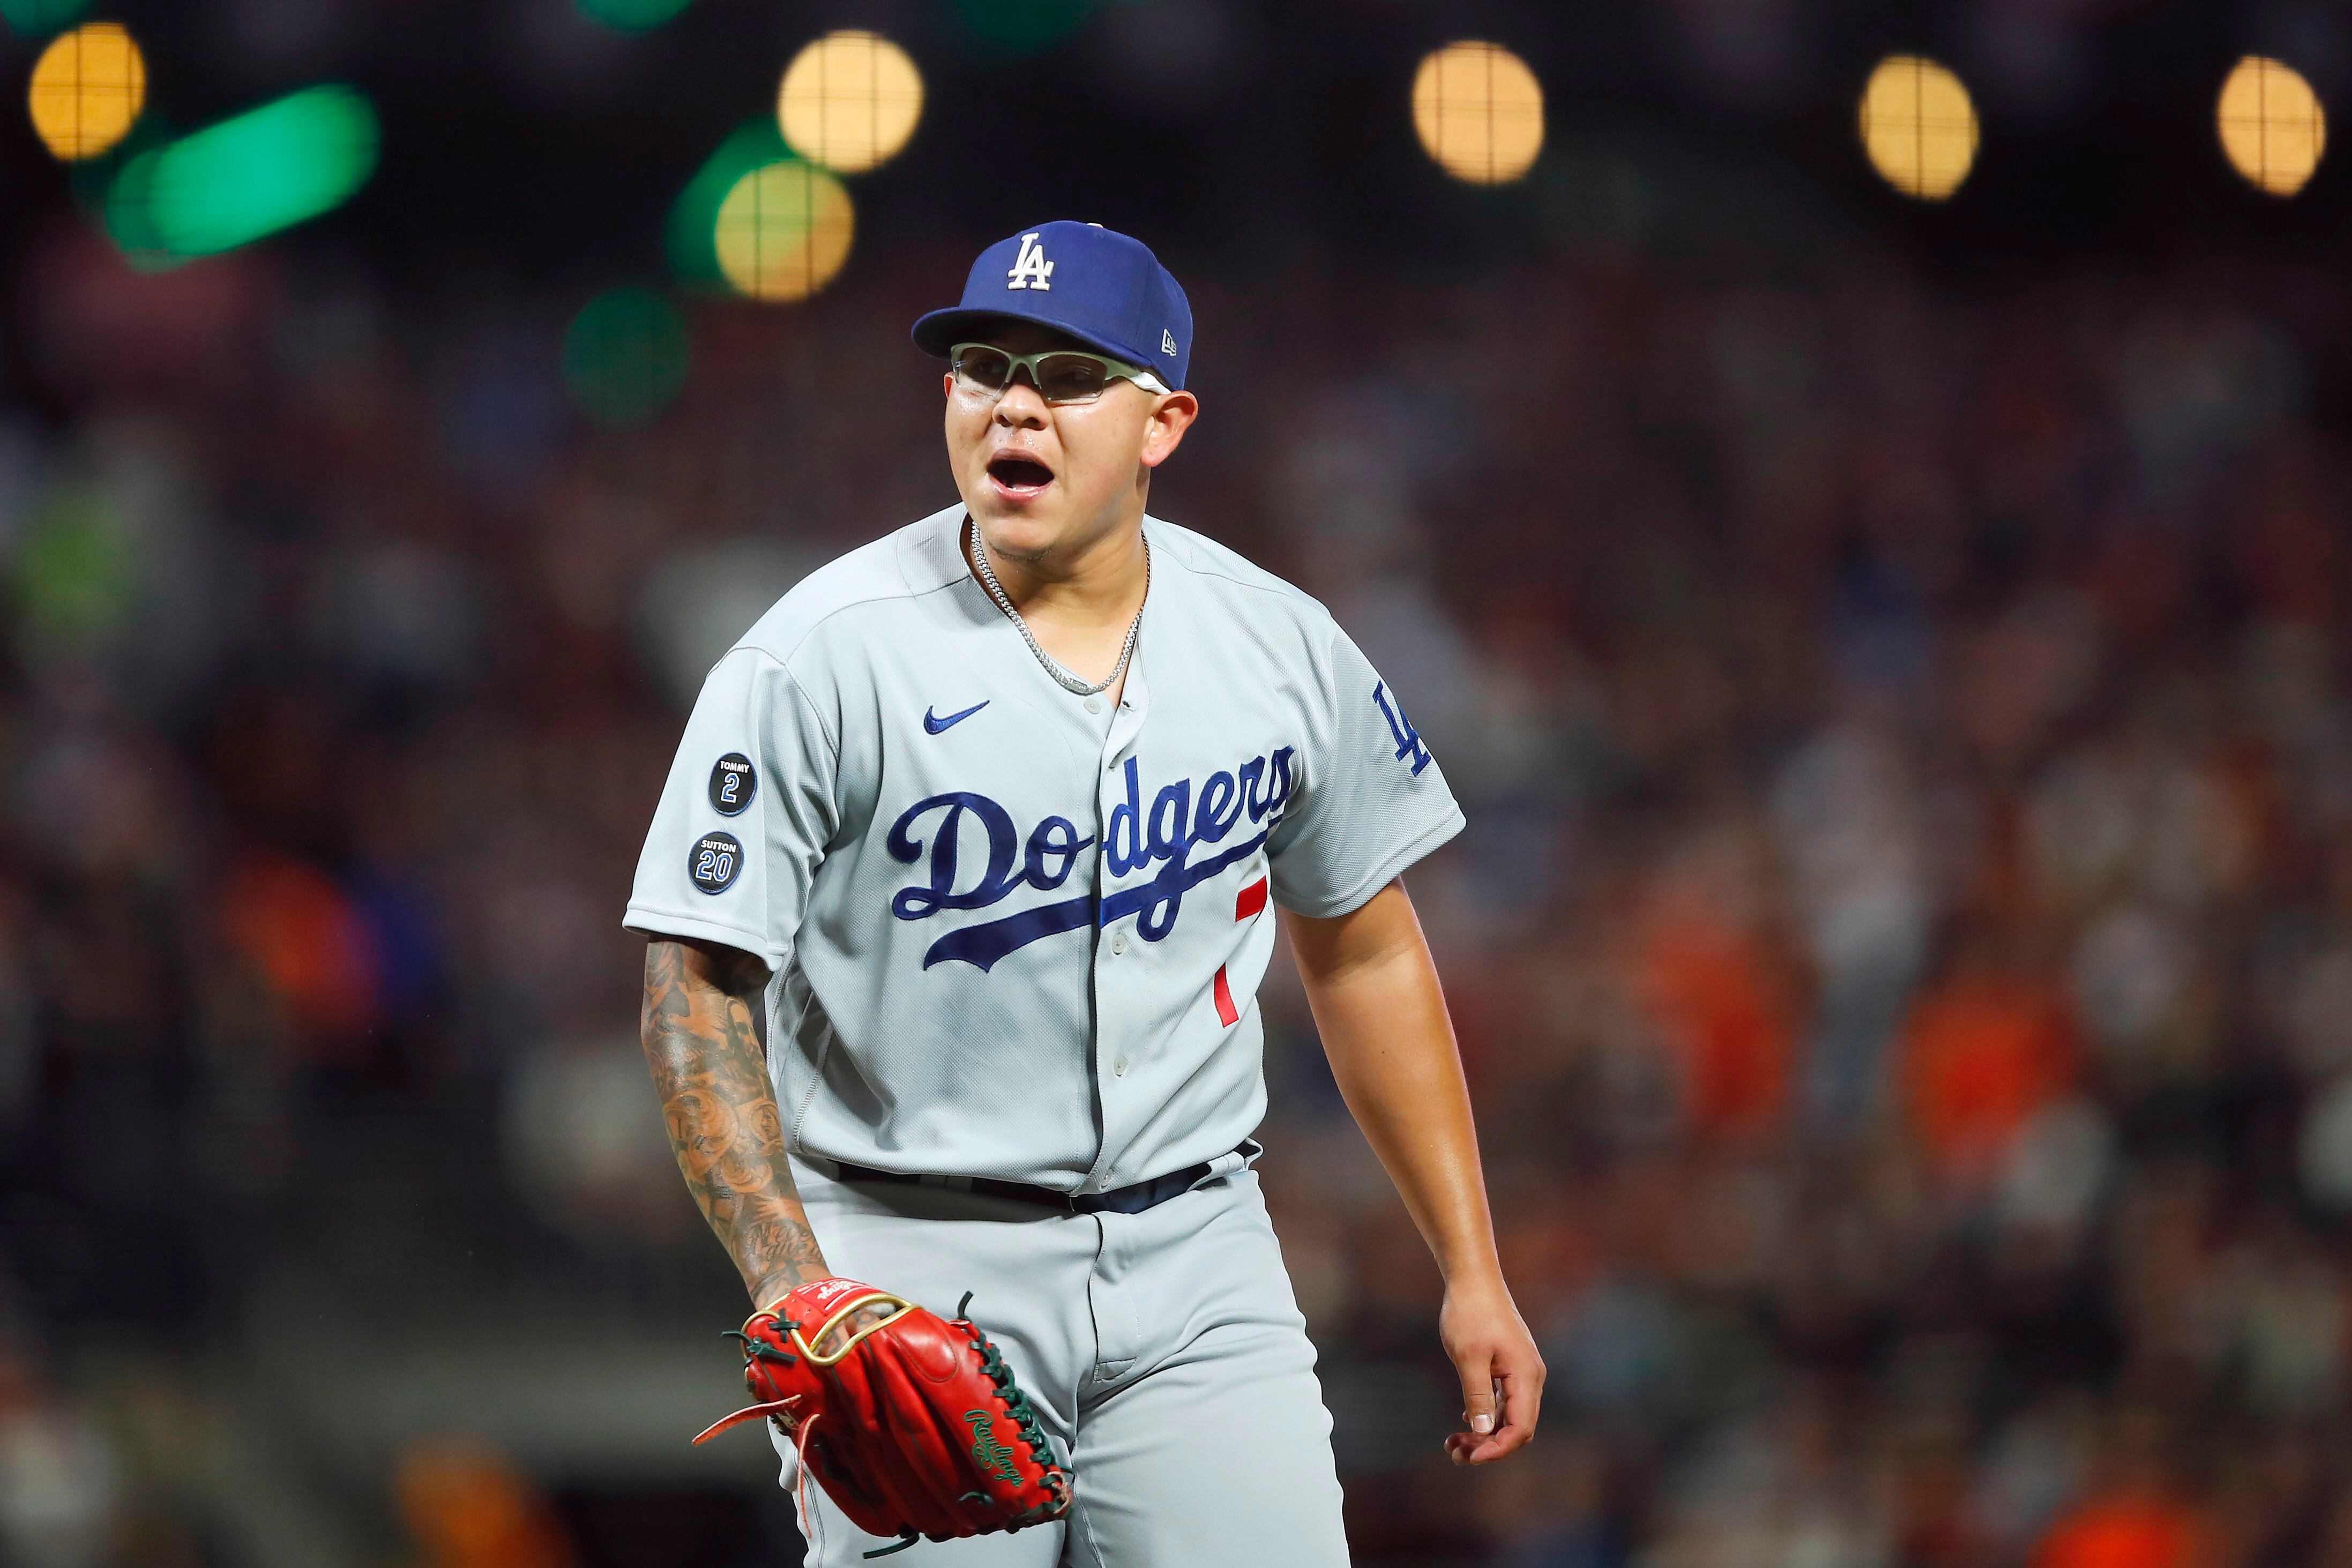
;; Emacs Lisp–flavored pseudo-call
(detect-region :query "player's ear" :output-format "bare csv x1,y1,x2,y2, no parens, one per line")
1139,389,1198,470
944,371,957,399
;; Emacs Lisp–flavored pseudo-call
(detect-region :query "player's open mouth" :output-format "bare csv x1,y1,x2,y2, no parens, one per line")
987,454,1055,498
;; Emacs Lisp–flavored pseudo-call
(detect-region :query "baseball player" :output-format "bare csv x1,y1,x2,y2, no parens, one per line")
627,221,1543,1565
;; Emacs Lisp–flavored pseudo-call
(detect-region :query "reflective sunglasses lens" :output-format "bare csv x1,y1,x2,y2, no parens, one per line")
1036,354,1112,402
954,346,1013,391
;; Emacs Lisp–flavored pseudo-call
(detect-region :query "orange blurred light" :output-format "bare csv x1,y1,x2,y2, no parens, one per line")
776,30,923,175
26,21,144,161
713,161,854,302
1858,54,1979,200
1411,41,1544,185
2217,56,2326,196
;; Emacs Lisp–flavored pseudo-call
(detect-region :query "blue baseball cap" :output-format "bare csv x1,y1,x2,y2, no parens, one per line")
912,221,1192,390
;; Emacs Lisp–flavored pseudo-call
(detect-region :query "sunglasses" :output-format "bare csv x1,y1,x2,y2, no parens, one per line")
949,342,1171,406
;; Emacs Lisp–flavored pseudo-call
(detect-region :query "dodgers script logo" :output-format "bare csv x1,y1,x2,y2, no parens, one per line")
887,748,1296,972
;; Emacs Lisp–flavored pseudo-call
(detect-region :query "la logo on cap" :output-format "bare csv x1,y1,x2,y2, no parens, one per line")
1007,233,1054,292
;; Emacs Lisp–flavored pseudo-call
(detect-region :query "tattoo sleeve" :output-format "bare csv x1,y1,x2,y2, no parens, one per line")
641,937,829,1304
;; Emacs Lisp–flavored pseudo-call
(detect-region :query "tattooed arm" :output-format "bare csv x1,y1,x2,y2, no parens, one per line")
641,936,831,1305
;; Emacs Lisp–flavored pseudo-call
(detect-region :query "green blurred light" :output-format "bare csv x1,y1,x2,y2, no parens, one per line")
0,0,92,39
100,141,172,268
66,110,169,219
104,86,378,261
564,286,692,427
667,118,790,290
576,0,690,32
954,0,1095,56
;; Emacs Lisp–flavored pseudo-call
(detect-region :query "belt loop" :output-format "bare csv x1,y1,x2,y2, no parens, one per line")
1189,1138,1262,1190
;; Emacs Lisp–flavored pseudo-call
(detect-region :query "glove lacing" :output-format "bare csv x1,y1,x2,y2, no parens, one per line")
957,1294,1071,1525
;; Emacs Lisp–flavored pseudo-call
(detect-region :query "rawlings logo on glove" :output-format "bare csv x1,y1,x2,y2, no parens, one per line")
693,1277,1072,1559
965,1410,1021,1481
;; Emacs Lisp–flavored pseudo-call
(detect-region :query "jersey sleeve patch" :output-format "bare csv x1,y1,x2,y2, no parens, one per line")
689,831,745,894
708,753,757,815
1370,682,1431,775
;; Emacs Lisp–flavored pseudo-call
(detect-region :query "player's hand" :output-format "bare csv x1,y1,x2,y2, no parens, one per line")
1438,1274,1544,1465
751,1275,906,1339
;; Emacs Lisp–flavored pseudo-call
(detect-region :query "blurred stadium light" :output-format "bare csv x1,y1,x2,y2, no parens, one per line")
2217,56,2326,197
574,0,689,35
666,118,788,289
713,160,853,303
25,20,143,161
0,0,85,38
1411,41,1544,185
103,85,378,263
1858,54,1980,199
563,286,691,427
776,30,924,176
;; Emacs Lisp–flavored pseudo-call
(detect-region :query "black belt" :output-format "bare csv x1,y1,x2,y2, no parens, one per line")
829,1142,1254,1216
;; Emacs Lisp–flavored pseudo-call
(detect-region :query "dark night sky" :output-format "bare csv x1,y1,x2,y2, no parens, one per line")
0,0,2346,297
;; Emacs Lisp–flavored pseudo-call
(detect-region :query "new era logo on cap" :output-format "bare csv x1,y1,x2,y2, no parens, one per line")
912,220,1194,390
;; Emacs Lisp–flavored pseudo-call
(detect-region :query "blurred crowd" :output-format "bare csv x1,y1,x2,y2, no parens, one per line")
2,197,2351,1568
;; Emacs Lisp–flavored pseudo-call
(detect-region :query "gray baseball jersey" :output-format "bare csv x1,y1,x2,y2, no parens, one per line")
624,504,1462,1192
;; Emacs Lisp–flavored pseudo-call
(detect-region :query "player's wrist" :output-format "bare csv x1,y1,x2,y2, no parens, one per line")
750,1267,836,1311
1435,1255,1511,1296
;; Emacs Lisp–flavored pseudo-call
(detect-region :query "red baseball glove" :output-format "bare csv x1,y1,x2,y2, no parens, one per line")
693,1277,1071,1559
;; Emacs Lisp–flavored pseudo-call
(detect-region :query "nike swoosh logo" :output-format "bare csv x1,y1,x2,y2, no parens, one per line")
924,701,989,735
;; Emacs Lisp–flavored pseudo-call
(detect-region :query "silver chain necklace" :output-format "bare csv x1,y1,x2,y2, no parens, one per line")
966,516,1148,698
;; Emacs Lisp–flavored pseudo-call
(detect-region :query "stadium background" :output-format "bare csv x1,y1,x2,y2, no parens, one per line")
2,1,2351,1565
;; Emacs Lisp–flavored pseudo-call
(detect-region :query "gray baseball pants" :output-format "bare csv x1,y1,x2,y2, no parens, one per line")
770,1157,1353,1567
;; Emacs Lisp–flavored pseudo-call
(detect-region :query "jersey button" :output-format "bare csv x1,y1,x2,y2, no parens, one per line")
1113,1058,1128,1077
1084,697,1102,714
1110,930,1128,955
